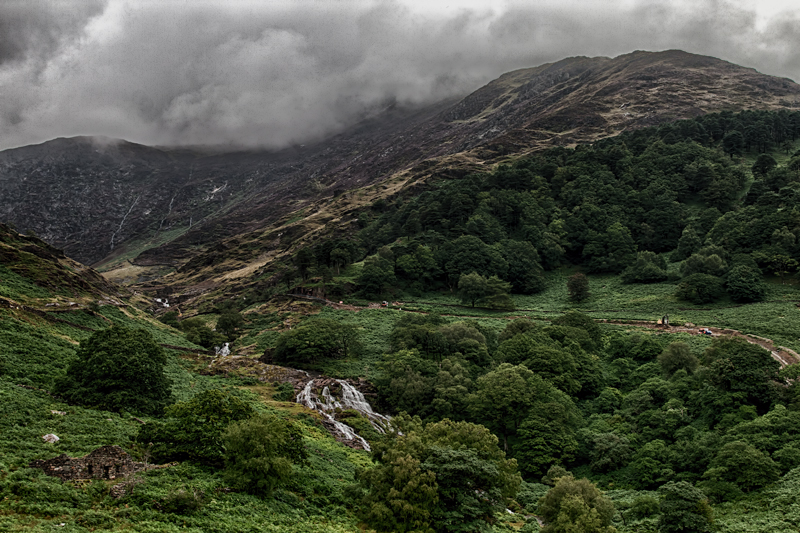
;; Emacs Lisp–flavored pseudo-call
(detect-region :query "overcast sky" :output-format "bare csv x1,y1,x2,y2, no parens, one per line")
1,0,799,151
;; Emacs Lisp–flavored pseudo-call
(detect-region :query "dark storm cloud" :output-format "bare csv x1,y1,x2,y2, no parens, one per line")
0,1,104,64
0,0,798,150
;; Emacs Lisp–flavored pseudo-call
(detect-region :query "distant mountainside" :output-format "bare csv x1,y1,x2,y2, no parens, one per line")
1,50,798,271
0,222,122,303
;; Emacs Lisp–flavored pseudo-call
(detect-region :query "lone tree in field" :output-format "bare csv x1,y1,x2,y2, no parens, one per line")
54,326,172,415
567,273,589,302
458,272,514,309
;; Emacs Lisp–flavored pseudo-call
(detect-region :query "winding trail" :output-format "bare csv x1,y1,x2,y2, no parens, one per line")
602,320,800,368
286,294,800,368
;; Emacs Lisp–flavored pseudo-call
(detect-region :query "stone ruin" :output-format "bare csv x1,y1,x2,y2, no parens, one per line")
29,445,148,481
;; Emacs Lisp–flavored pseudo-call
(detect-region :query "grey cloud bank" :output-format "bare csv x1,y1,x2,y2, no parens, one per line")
1,0,799,151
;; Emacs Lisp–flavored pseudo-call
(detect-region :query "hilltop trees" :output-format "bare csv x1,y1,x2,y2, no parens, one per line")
264,109,800,307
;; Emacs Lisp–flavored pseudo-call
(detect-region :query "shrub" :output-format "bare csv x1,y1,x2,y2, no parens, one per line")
160,487,206,514
272,382,296,402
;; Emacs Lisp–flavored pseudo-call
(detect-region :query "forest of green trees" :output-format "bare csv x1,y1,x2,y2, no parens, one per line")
291,109,800,308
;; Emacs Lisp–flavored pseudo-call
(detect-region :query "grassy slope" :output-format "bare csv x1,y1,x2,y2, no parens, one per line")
0,303,374,533
0,239,375,532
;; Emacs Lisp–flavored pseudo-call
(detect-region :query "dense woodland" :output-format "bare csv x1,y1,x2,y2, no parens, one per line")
2,109,800,532
290,109,800,307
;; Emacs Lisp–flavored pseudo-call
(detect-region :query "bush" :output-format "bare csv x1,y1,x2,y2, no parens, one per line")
160,487,206,514
54,326,172,415
272,382,295,402
674,273,724,304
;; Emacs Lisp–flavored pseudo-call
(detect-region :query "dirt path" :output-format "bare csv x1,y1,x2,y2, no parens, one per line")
603,320,800,368
288,294,800,368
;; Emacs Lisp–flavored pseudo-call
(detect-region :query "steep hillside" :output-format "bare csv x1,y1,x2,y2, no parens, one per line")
1,50,798,275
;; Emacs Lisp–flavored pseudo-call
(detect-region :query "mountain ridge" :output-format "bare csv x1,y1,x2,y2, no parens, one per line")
1,50,799,280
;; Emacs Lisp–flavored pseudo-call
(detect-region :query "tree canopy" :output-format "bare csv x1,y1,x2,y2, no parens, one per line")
54,326,172,415
357,418,520,533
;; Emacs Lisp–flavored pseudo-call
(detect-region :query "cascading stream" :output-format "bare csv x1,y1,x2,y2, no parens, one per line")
337,380,392,432
296,379,392,452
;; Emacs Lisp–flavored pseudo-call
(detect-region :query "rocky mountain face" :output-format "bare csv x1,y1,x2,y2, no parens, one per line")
1,50,799,273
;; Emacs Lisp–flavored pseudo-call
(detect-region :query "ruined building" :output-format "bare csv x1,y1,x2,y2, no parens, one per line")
29,445,148,481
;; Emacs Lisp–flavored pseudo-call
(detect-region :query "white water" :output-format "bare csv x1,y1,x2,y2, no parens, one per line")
297,379,393,451
338,380,392,432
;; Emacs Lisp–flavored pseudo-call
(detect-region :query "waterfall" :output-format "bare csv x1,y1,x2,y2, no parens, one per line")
337,380,392,432
296,379,392,451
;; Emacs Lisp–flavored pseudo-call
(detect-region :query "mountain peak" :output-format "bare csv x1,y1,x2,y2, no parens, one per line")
1,50,799,271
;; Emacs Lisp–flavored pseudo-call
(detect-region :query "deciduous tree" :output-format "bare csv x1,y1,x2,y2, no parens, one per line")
567,273,590,302
358,418,520,533
538,475,616,533
658,481,714,533
223,413,308,497
54,326,172,415
136,389,256,466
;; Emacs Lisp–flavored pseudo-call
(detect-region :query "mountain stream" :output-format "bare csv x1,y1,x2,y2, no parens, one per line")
296,379,391,452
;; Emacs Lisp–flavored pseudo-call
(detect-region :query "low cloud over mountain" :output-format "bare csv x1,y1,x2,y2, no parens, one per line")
1,0,799,150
